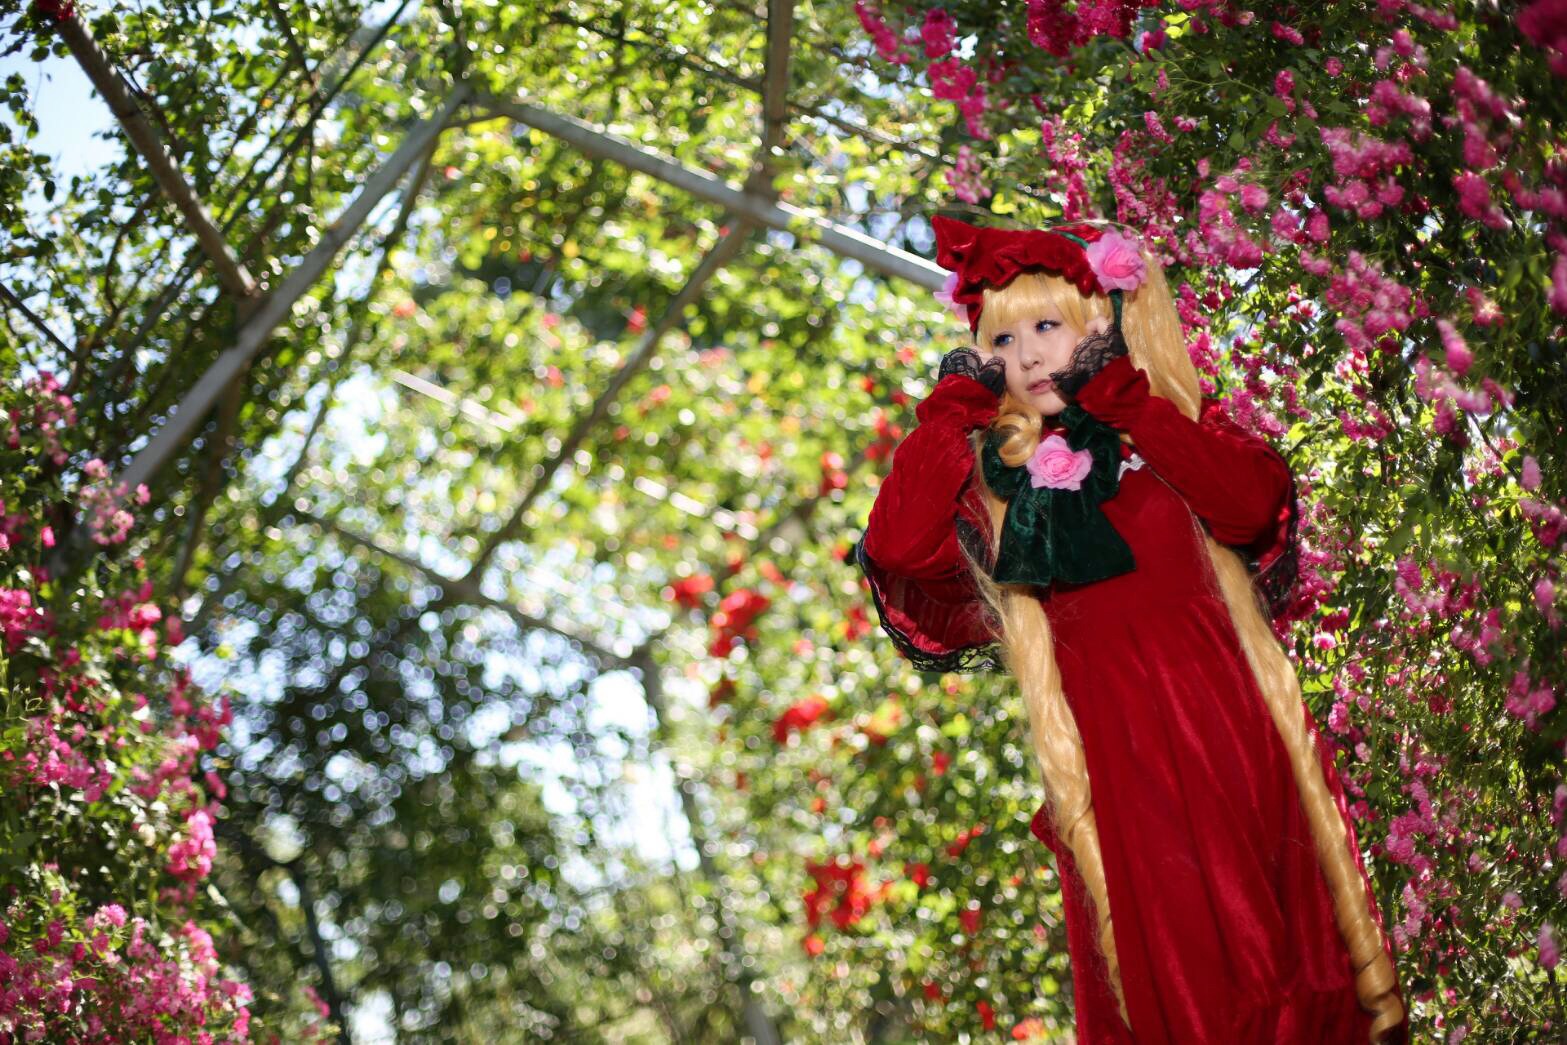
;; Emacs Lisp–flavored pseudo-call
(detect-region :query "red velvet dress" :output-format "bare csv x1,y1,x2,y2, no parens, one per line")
857,356,1409,1044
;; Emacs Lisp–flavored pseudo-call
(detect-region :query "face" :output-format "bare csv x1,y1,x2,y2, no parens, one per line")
977,308,1111,417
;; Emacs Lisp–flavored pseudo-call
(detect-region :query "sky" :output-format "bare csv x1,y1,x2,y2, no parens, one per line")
3,50,117,187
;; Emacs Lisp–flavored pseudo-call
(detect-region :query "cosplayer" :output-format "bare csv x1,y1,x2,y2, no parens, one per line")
855,215,1409,1043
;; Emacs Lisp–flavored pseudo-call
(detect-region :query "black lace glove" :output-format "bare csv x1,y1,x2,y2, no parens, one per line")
1047,322,1130,402
938,345,1007,398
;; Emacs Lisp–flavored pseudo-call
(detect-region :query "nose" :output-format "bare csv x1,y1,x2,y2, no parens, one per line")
1018,330,1046,371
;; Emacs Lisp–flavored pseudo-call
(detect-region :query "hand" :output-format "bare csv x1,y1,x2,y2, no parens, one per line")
938,345,1007,398
1047,316,1128,403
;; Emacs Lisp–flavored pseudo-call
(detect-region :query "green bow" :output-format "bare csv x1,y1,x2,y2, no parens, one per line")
979,404,1137,587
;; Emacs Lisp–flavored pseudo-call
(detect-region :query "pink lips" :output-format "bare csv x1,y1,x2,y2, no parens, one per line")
1028,379,1053,394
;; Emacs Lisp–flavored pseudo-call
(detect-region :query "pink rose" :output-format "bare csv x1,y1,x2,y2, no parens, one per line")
934,269,973,325
1084,230,1146,293
1522,454,1542,491
1026,434,1093,491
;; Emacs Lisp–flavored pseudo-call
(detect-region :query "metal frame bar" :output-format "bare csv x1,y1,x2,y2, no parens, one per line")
477,91,946,291
53,9,258,300
109,85,473,500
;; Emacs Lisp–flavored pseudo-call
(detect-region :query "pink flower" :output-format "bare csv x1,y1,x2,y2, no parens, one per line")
1436,318,1473,376
1551,252,1567,315
1305,209,1331,243
933,270,972,326
855,1,913,64
920,8,957,59
1026,434,1093,491
1536,576,1556,614
1519,0,1567,77
166,809,216,882
90,904,128,931
1084,229,1146,292
1522,455,1542,490
1540,922,1561,970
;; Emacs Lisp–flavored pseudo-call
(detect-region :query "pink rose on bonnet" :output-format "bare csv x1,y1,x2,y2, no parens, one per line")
933,270,973,325
1084,229,1146,293
1026,434,1094,491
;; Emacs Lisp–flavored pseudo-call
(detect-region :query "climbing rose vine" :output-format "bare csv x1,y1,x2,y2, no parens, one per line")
844,3,1567,1038
0,370,264,1042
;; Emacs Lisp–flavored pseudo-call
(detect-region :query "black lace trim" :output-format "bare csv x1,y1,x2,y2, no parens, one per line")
954,512,995,577
938,346,1007,398
1245,454,1303,620
1048,322,1130,400
853,535,1007,675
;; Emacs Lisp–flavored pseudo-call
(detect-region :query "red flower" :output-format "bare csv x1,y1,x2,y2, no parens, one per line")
946,822,986,857
710,587,771,657
819,451,849,496
843,604,874,642
759,560,790,586
866,408,903,463
803,855,881,931
774,694,830,743
664,573,713,610
33,1,77,20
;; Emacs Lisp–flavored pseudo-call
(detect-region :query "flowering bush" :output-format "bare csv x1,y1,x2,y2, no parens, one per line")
846,3,1567,1037
0,371,263,1042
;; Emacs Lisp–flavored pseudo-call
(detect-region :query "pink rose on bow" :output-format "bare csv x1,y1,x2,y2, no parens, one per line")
1084,229,1146,293
1026,434,1094,491
934,270,973,326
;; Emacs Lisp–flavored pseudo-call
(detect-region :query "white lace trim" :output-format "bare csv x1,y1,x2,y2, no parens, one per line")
1117,452,1146,481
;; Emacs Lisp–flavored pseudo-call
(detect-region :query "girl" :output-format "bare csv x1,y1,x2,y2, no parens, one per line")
855,216,1409,1043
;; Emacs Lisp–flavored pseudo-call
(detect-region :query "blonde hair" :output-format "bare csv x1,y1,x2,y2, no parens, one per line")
957,238,1405,1039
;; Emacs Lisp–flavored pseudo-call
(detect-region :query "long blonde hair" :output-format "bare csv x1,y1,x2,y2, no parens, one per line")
955,239,1405,1039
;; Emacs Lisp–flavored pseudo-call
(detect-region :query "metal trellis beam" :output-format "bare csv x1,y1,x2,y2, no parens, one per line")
106,85,473,501
50,9,259,301
477,92,945,291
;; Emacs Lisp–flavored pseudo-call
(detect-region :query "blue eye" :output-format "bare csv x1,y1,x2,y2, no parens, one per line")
991,332,1012,348
1036,319,1057,332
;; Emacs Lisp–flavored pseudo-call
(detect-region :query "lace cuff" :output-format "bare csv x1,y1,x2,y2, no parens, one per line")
1048,323,1130,401
1245,455,1302,620
938,346,1007,399
854,535,1006,675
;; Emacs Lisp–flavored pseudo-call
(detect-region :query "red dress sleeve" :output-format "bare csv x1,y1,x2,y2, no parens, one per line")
1074,354,1302,615
856,373,1006,673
